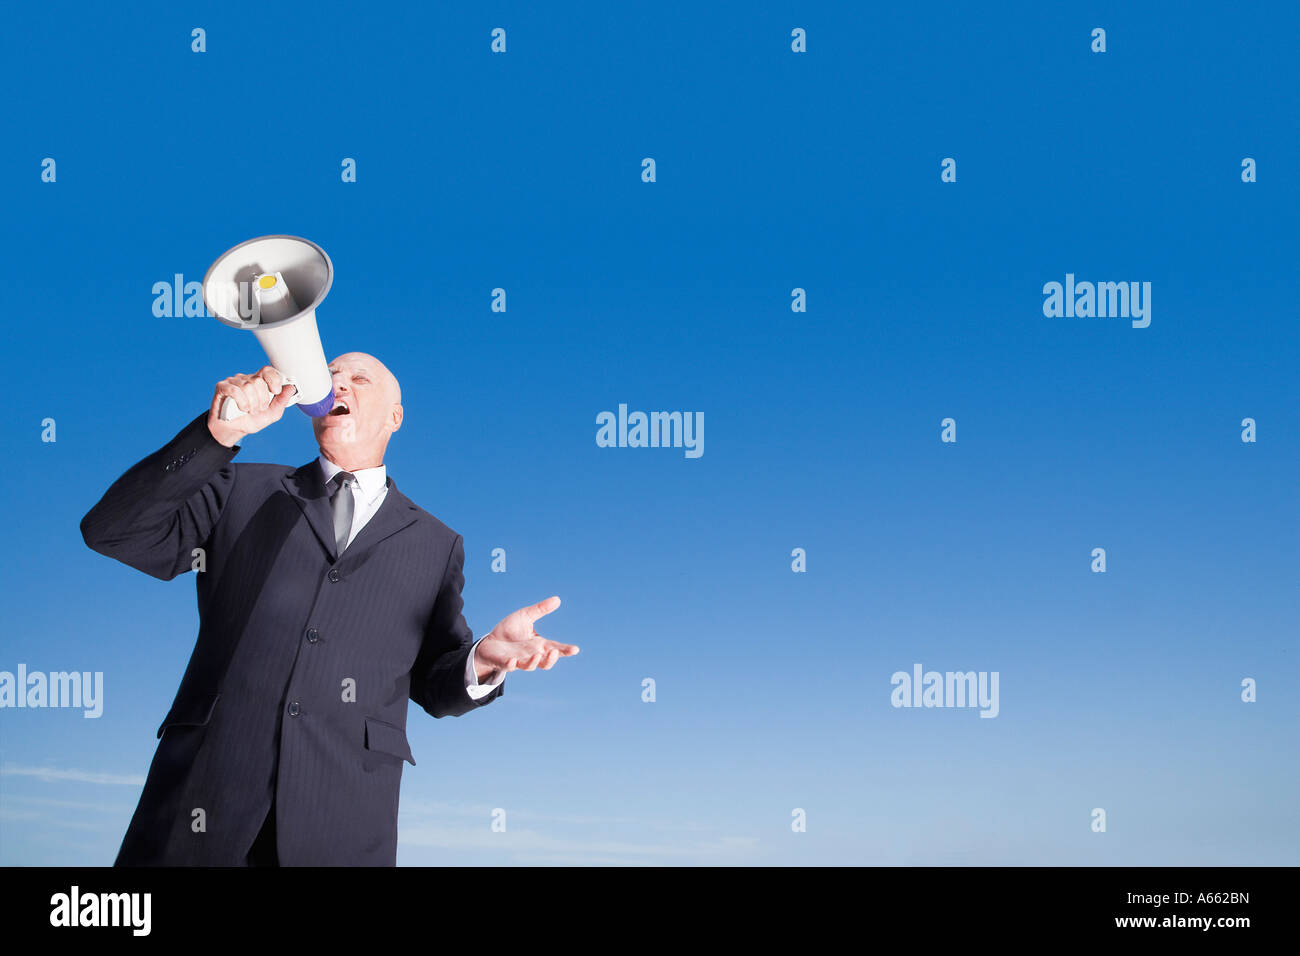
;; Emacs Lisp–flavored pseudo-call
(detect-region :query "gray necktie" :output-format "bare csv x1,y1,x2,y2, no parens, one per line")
329,472,356,554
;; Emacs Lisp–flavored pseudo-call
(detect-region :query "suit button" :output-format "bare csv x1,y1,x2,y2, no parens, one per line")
306,627,319,644
328,569,341,583
288,701,301,717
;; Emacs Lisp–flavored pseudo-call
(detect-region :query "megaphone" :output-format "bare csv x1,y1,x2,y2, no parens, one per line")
202,235,336,421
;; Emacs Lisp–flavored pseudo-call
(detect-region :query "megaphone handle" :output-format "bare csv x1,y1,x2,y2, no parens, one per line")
218,376,299,421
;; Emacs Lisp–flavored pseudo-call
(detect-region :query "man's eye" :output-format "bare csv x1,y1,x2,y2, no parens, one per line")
354,377,369,384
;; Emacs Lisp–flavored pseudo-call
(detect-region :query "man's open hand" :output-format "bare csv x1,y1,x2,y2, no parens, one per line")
474,596,578,682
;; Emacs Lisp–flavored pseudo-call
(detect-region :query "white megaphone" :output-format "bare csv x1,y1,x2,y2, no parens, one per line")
202,235,336,420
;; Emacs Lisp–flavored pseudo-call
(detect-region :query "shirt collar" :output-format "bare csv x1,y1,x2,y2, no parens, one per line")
318,454,387,501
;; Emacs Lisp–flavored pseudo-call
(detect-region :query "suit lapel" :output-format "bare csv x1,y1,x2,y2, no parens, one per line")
342,479,419,560
280,461,419,563
281,460,339,560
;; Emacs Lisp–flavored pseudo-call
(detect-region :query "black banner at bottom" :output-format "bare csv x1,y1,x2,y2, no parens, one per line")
4,866,1283,942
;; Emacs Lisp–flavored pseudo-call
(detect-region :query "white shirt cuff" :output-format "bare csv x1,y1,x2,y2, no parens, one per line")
465,637,503,700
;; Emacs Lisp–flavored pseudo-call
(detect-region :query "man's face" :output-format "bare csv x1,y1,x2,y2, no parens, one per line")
311,352,403,465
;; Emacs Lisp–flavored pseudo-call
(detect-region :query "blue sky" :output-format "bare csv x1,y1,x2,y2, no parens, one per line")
1,1,1296,865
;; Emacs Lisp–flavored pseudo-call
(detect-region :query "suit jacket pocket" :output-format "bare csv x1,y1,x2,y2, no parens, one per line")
364,715,416,765
156,693,221,739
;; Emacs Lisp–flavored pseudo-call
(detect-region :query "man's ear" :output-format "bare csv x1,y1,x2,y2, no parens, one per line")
390,404,403,433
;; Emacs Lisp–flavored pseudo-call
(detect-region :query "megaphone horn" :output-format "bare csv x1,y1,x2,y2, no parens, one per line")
202,235,336,421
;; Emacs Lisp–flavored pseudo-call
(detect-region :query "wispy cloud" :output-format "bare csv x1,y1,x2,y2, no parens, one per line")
2,795,135,813
0,764,145,786
397,798,759,865
399,797,718,832
399,824,759,864
0,807,119,832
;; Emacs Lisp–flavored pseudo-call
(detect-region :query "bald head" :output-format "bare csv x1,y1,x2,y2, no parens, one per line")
311,352,404,470
336,352,399,403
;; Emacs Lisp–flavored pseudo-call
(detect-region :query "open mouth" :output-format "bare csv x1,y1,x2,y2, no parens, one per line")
328,399,351,417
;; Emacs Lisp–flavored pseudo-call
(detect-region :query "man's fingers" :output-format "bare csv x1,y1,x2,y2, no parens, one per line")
236,378,269,413
269,380,297,408
211,371,295,427
523,595,561,623
217,382,249,413
541,638,579,656
262,367,298,407
259,366,284,392
487,641,577,676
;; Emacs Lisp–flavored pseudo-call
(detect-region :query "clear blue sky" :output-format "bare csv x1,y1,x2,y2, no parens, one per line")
1,0,1296,865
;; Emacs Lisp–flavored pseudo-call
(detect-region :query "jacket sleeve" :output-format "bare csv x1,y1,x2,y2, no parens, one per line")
80,409,241,581
410,534,503,718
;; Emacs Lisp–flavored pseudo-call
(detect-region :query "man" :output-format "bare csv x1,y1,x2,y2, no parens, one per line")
80,353,577,865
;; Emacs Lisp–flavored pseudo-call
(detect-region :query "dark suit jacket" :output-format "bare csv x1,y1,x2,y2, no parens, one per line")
80,409,502,866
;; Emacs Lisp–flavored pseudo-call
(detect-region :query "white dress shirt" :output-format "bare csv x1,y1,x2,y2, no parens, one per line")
318,455,502,701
